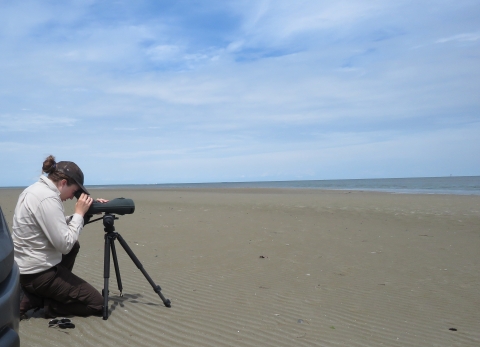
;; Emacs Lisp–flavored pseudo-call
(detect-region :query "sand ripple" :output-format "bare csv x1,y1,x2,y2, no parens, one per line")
14,189,480,346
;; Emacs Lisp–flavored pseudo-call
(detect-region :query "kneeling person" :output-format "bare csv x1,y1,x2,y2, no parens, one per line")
13,155,107,319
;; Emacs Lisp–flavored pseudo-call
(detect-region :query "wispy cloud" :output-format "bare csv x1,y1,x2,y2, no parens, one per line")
436,32,480,44
0,114,77,132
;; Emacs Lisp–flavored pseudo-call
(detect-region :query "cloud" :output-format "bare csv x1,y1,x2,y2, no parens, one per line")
232,0,386,39
436,32,480,44
146,44,183,62
0,114,77,132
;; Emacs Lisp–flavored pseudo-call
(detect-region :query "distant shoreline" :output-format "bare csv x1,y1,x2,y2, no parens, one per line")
2,175,479,195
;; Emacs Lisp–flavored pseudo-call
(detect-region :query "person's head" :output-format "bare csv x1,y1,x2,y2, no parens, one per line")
42,155,90,201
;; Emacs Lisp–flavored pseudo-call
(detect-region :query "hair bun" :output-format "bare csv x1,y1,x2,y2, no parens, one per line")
42,155,57,174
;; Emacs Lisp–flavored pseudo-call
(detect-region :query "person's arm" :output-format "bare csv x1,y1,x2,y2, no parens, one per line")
36,197,86,254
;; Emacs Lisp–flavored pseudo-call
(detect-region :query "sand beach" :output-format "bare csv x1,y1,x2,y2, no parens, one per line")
1,187,479,346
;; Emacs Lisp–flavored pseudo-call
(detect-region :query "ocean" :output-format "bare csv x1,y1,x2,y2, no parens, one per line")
87,176,480,196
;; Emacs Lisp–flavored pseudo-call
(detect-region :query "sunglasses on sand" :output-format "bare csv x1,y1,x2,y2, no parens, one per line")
48,318,75,329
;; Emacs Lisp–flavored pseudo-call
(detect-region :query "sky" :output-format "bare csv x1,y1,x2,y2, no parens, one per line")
1,0,479,186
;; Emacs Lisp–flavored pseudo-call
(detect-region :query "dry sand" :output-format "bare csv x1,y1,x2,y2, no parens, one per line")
1,187,479,346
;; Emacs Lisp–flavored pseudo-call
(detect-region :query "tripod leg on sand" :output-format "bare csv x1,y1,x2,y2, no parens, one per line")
110,240,123,296
115,233,171,308
103,233,112,320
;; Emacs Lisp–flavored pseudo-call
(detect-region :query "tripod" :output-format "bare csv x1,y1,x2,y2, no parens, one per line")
97,213,171,320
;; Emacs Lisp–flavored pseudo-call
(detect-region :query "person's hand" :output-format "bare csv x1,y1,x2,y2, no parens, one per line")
92,198,110,215
75,193,93,217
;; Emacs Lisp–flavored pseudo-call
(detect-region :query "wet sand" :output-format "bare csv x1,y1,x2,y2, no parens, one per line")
1,188,479,346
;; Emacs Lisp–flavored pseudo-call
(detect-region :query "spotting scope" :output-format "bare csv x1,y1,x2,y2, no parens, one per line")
86,198,135,216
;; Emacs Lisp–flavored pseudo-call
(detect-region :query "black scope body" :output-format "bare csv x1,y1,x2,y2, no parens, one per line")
86,198,135,216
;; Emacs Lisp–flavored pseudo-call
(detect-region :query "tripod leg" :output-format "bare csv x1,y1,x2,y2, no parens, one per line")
103,233,112,320
115,233,171,307
110,239,124,296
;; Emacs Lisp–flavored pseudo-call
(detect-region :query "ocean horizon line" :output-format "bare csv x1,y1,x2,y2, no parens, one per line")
1,174,479,189
97,174,480,186
2,175,479,195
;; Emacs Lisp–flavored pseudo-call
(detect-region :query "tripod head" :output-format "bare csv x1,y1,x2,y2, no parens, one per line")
102,213,118,232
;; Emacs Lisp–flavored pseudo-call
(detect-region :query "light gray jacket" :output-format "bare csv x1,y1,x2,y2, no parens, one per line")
12,175,84,274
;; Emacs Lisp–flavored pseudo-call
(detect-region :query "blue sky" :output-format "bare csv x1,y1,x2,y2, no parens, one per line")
1,0,479,186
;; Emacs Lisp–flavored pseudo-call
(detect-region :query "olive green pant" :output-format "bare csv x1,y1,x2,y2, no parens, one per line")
20,242,103,317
